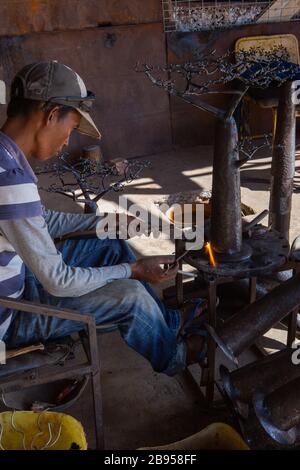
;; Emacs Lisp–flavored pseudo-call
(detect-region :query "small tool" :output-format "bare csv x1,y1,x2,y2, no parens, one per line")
164,250,190,274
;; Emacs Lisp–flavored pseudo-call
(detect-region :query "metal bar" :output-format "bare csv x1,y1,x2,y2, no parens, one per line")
206,271,300,364
287,308,298,347
206,280,217,403
249,277,257,303
87,321,105,449
242,210,269,233
0,297,93,324
175,240,184,306
269,81,296,240
0,364,93,392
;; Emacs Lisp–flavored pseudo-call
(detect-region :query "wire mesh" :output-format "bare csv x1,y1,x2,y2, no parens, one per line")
162,1,300,32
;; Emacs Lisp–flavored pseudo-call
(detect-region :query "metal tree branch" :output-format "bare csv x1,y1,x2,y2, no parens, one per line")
137,47,300,118
36,153,151,210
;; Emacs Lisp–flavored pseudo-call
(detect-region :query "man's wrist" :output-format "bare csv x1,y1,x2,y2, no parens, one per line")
129,261,139,280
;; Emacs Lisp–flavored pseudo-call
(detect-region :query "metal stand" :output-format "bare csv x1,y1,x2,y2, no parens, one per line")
175,240,297,404
202,275,257,403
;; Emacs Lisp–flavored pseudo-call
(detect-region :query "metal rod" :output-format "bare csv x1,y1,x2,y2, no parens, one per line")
269,81,296,240
206,271,300,364
242,210,269,233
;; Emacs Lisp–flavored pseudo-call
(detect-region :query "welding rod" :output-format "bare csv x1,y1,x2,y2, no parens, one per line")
177,270,196,278
164,250,190,274
242,209,269,233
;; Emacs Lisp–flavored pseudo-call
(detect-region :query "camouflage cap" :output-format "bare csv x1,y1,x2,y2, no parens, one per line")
11,60,101,139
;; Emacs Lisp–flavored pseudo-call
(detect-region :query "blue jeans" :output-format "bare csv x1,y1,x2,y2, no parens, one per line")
4,238,186,376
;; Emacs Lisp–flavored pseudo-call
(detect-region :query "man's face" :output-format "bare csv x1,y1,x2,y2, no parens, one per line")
34,108,81,160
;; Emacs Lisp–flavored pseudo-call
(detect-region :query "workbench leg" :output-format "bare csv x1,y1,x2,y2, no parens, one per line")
206,280,217,403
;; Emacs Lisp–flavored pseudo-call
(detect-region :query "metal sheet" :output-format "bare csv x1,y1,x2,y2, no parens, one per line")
0,0,162,36
0,24,172,160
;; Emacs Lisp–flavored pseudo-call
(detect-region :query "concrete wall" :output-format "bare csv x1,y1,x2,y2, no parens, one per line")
0,1,299,157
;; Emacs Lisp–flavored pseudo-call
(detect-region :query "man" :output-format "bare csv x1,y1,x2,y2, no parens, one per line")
0,60,206,375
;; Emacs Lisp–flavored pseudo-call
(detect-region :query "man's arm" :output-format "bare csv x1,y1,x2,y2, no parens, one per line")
43,209,103,239
0,216,132,297
44,208,137,240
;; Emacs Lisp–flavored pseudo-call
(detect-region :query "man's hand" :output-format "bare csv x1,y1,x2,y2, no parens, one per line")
130,256,179,284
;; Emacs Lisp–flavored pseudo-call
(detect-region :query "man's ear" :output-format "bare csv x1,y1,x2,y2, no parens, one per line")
45,105,60,126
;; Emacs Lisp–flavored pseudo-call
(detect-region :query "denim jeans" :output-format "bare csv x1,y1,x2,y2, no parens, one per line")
3,238,186,376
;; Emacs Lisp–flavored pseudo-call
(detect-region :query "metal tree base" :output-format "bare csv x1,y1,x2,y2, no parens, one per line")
184,226,288,279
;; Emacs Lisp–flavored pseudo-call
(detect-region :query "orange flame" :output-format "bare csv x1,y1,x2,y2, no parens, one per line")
205,242,216,267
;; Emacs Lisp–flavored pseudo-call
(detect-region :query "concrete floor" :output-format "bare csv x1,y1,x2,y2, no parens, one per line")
35,143,300,449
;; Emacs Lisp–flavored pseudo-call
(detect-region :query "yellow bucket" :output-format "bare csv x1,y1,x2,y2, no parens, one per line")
139,423,249,450
0,411,87,450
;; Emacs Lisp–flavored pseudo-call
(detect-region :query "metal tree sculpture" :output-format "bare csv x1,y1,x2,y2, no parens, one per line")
36,153,151,213
139,48,300,257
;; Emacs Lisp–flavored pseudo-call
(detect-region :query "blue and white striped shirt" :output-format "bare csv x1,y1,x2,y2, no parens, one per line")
0,132,132,341
0,131,43,338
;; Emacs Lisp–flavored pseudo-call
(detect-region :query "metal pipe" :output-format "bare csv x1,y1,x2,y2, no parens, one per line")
220,348,300,418
206,271,300,364
210,117,242,255
253,375,300,445
269,81,296,241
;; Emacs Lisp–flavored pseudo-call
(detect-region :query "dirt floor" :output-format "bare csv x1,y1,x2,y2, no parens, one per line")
30,143,300,449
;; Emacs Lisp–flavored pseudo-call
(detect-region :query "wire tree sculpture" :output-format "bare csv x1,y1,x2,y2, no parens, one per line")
36,153,151,213
137,47,300,258
138,46,299,118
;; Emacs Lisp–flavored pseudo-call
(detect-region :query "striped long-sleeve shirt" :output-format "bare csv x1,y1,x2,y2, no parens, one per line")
0,131,131,339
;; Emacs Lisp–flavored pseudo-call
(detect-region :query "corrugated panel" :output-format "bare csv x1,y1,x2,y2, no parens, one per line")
0,0,162,37
0,24,172,159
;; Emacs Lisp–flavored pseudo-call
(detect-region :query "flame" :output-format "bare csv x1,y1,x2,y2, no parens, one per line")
205,242,216,267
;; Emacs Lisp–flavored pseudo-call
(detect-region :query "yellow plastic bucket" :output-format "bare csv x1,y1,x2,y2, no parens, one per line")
139,423,249,450
0,411,87,450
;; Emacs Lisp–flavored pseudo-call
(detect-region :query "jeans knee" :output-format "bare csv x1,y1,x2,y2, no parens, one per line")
119,279,157,311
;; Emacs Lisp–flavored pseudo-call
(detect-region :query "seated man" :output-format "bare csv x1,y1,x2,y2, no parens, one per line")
0,61,206,376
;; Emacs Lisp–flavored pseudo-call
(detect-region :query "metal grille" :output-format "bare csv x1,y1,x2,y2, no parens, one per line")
162,1,300,32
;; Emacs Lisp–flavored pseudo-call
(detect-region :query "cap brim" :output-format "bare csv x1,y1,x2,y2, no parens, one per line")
76,108,101,139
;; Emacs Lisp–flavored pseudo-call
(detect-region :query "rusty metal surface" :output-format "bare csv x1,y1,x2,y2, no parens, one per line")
220,348,300,419
0,0,162,37
269,82,296,240
207,270,300,364
210,117,242,255
185,226,288,278
253,376,300,445
0,24,171,160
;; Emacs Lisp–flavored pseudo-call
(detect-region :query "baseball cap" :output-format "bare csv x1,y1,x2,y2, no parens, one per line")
10,60,101,139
